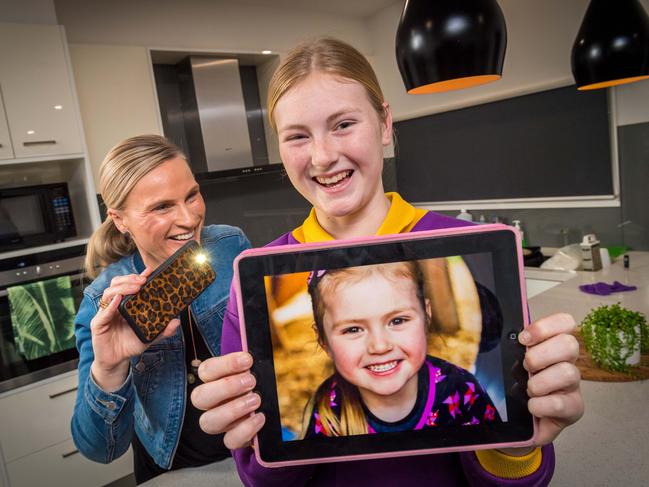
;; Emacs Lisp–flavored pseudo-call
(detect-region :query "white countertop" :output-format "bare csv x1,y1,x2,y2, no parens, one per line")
527,251,649,323
528,251,648,487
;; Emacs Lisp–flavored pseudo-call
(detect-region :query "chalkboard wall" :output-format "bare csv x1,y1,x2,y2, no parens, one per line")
395,85,613,202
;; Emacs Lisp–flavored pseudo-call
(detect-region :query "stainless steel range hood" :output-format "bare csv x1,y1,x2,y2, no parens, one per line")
154,53,277,178
184,56,254,172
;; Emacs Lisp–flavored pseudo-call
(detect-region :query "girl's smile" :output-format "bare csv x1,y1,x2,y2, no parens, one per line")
321,268,429,421
273,73,393,238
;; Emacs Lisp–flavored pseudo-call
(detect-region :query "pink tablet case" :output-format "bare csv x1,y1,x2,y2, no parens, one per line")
233,223,537,467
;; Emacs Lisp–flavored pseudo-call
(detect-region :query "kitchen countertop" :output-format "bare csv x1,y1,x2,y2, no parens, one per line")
142,252,649,487
528,250,648,487
527,250,649,323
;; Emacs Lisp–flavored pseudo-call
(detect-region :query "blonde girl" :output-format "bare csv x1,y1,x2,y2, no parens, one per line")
192,38,583,487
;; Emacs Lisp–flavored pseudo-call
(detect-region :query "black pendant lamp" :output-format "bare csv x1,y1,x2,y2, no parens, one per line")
395,0,507,94
572,0,649,91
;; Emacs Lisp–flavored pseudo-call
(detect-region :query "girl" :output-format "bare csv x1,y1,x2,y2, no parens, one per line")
192,38,584,486
303,261,500,439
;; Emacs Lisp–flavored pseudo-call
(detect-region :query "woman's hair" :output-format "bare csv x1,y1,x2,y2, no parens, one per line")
85,135,186,278
302,261,429,437
267,37,386,131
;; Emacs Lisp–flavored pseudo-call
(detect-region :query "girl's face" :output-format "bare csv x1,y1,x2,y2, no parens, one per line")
273,72,392,224
108,156,205,270
321,270,429,409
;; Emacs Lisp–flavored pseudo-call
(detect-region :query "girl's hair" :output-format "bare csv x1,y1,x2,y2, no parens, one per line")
85,135,186,278
302,261,429,437
267,37,386,131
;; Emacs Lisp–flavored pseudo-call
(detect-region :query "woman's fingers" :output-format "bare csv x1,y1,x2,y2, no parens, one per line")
197,392,261,435
192,368,256,411
523,333,580,373
91,293,123,331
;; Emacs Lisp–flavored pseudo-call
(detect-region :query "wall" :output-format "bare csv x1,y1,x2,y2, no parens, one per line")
55,0,372,187
68,44,162,185
366,0,649,123
365,0,649,250
54,0,649,249
0,0,58,24
54,0,371,53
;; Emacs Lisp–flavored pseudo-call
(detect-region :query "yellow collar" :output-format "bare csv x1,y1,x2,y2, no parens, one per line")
291,192,427,243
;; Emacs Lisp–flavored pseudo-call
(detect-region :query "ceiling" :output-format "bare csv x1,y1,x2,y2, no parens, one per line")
235,0,400,19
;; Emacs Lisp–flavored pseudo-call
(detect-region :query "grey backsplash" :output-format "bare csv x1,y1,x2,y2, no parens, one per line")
200,123,647,250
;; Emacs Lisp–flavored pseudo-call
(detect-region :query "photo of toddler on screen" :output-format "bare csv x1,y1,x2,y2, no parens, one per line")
264,255,507,442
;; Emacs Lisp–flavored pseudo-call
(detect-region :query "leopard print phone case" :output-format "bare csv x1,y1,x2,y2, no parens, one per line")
119,240,216,343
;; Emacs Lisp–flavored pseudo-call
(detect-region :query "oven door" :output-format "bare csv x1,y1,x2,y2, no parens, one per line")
0,249,86,393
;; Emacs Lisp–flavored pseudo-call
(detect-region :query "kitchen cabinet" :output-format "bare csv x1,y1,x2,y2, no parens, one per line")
0,94,13,160
0,23,83,159
0,371,133,487
0,22,100,261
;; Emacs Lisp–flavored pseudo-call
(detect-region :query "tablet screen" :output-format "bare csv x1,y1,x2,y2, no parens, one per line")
236,227,533,465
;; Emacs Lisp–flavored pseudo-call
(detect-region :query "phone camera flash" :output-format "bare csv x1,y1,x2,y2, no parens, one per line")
194,253,207,265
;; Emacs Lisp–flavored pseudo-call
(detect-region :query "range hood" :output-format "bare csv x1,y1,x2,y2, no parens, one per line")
153,54,280,178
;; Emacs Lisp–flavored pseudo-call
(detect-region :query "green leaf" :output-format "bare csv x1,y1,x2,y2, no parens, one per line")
7,276,77,360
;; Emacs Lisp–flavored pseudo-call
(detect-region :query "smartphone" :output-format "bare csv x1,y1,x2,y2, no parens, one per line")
119,240,216,343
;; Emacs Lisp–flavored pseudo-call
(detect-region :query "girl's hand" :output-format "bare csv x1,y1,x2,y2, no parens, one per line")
505,313,584,456
191,352,264,450
89,268,181,391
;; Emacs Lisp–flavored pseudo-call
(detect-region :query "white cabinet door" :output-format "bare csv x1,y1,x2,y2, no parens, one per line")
6,440,133,487
0,89,14,160
0,373,78,463
0,23,83,158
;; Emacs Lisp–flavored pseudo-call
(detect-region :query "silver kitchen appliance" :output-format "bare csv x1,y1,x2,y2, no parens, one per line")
0,244,86,393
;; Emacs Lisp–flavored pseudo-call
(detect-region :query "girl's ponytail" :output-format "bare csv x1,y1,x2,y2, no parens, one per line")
302,374,368,438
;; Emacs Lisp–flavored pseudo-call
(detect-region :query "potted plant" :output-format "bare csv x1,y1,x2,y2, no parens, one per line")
581,303,647,373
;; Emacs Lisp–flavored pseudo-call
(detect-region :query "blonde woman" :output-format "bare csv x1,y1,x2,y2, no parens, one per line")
71,135,250,484
192,39,584,486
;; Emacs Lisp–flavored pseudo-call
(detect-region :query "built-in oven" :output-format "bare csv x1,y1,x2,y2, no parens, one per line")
0,244,86,393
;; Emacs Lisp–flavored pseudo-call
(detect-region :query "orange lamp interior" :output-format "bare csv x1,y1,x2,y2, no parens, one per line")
407,75,501,94
578,75,649,90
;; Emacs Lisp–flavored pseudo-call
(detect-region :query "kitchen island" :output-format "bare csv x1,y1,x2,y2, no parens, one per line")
528,251,648,487
141,252,649,487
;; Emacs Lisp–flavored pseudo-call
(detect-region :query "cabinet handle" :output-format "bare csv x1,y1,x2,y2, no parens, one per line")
62,449,79,459
23,140,56,146
0,143,3,147
49,385,78,399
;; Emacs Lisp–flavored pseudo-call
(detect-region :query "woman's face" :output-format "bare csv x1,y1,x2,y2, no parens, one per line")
320,270,429,410
273,72,392,223
109,156,205,270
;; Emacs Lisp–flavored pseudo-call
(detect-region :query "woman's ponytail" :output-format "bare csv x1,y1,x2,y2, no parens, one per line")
85,134,185,279
85,218,136,279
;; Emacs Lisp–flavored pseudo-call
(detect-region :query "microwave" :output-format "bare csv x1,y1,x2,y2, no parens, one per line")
0,183,77,252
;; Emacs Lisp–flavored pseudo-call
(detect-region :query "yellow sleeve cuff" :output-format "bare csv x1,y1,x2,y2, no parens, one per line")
475,447,542,479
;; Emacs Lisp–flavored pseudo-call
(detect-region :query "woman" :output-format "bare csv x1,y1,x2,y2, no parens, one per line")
71,135,250,484
191,38,584,486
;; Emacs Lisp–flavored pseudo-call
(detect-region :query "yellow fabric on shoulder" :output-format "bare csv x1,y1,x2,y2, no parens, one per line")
475,447,542,479
291,192,428,243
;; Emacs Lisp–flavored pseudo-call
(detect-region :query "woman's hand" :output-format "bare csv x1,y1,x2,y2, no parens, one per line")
89,268,181,391
501,313,584,456
191,352,265,450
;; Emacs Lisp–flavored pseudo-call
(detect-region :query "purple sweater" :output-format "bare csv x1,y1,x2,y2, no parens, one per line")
221,211,555,487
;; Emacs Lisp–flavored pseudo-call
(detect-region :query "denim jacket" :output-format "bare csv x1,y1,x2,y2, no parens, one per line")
71,225,250,469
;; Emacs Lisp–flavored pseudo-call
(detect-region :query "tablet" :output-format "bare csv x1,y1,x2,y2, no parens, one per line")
234,224,536,467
